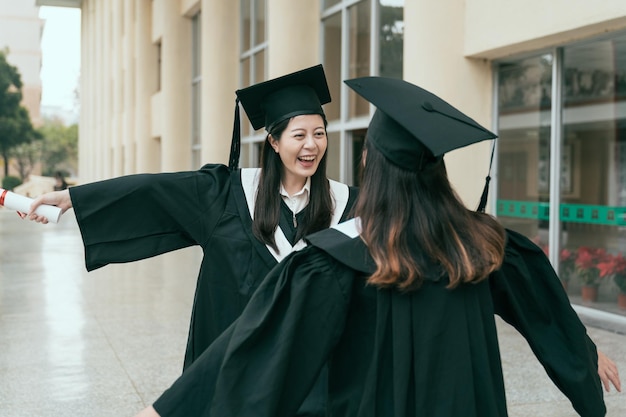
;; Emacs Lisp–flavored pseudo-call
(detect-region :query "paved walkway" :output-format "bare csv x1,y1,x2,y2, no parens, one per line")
0,209,624,416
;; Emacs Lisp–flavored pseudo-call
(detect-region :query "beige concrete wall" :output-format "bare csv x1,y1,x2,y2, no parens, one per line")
181,0,201,16
405,0,494,210
72,0,626,197
466,0,626,59
135,0,160,173
266,0,321,77
200,0,239,165
159,0,192,171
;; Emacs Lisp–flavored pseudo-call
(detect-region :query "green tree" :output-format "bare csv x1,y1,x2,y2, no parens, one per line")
11,140,42,180
38,117,78,176
0,49,40,177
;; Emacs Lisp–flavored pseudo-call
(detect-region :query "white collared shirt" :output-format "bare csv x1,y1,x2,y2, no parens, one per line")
241,169,349,262
279,177,311,216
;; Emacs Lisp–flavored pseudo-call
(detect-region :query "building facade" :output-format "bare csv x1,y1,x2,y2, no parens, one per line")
0,0,43,126
38,0,626,316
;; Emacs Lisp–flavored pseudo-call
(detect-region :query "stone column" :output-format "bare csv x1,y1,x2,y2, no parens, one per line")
200,0,239,165
266,0,321,77
134,0,159,173
160,0,191,171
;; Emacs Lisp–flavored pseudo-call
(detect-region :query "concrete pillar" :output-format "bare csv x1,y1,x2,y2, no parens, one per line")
134,0,159,173
200,0,239,165
122,0,135,174
160,0,191,171
404,0,493,209
98,0,111,180
266,0,321,77
78,0,90,182
111,0,123,177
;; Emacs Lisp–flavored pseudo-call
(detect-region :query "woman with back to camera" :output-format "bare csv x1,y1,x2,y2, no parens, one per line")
26,65,358,417
136,76,611,417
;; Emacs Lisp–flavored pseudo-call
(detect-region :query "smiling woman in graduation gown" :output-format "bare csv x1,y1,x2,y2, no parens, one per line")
27,65,358,391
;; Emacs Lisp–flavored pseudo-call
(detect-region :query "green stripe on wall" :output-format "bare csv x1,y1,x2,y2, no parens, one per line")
497,200,626,226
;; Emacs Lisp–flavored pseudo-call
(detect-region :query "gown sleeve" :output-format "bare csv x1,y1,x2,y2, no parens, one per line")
152,247,355,417
68,164,232,271
489,229,606,417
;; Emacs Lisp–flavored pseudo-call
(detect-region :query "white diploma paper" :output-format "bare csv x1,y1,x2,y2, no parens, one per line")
0,188,62,223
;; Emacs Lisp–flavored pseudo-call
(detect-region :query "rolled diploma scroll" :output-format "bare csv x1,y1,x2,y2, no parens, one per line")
0,188,62,223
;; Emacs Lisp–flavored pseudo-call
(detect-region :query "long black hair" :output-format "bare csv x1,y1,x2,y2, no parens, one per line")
355,140,506,291
252,116,333,252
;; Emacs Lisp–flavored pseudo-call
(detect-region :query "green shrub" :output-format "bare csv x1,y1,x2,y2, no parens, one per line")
2,176,22,191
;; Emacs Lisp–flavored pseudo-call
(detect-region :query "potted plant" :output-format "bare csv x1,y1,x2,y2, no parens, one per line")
575,246,608,302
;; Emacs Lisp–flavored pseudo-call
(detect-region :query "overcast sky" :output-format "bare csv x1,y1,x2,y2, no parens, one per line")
39,6,81,113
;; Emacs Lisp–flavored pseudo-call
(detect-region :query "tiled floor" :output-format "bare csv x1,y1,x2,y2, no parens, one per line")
0,209,624,417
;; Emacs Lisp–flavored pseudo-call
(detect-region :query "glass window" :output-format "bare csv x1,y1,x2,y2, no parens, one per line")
560,34,626,309
326,131,342,182
379,0,404,78
495,33,626,314
323,0,342,8
255,0,266,43
321,0,404,184
323,12,342,121
496,54,553,239
240,0,268,160
239,142,263,168
241,0,251,51
348,0,371,119
351,129,366,186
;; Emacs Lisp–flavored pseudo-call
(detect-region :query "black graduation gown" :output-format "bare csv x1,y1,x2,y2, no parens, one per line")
151,220,605,417
68,164,358,415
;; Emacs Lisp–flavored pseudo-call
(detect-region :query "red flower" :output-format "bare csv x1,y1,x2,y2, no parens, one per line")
576,247,594,269
596,253,626,278
560,248,574,262
575,247,610,286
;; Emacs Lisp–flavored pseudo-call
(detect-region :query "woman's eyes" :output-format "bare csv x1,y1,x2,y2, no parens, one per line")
292,131,326,138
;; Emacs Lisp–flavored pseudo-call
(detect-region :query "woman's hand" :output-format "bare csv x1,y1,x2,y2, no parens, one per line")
21,189,73,224
134,405,161,417
598,349,621,392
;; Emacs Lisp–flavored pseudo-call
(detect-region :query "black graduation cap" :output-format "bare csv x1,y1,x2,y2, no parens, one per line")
344,76,498,212
344,76,497,169
228,64,331,169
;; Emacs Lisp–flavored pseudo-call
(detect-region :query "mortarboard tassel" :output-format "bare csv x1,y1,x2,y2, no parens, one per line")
228,97,241,170
476,175,491,213
476,140,496,213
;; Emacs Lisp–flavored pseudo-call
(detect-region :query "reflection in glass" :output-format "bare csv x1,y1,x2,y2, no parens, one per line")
561,35,626,309
379,0,403,78
496,55,553,240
